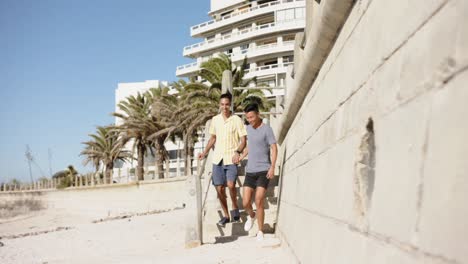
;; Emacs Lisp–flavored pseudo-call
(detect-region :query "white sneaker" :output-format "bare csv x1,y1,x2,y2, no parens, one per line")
256,231,264,241
244,215,256,232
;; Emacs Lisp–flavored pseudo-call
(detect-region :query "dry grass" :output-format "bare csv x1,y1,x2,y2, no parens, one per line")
0,199,44,218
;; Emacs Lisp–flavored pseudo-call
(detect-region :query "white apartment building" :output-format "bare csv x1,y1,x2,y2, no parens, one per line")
176,0,306,94
113,80,205,181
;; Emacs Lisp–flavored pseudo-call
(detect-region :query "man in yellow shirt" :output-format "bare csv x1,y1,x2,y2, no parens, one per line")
198,93,247,227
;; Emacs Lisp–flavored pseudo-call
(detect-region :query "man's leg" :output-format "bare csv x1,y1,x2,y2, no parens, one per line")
242,186,255,218
215,185,229,218
212,163,229,219
225,165,239,220
254,186,267,232
227,180,238,210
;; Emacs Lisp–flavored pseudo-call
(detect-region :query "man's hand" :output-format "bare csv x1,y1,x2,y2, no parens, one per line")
232,152,240,164
267,166,275,179
198,152,206,160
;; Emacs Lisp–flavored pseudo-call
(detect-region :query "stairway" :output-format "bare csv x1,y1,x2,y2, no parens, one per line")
201,171,280,244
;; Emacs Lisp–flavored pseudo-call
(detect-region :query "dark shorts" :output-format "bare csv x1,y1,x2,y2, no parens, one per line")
212,160,238,186
244,171,269,189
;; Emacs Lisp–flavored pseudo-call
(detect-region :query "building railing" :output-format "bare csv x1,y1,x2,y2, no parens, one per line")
244,62,293,73
177,41,295,75
176,62,198,70
184,19,304,53
191,0,304,32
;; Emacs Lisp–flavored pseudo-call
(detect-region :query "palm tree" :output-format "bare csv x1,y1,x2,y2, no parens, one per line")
113,93,154,181
80,125,131,183
148,80,204,176
198,54,273,110
184,54,273,120
145,86,178,179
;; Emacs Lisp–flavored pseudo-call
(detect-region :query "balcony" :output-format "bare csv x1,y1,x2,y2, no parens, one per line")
191,0,305,37
176,41,295,77
231,40,295,62
183,19,305,57
243,62,293,79
176,62,199,76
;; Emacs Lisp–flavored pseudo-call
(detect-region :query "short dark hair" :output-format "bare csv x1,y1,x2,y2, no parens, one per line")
220,93,232,102
244,103,259,113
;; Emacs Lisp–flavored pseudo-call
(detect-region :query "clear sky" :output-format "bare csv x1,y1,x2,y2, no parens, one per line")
0,0,210,182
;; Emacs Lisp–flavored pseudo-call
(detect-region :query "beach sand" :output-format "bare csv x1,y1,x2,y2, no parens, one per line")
0,208,295,264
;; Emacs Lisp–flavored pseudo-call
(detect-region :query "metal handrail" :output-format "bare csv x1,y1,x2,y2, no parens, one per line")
197,157,212,211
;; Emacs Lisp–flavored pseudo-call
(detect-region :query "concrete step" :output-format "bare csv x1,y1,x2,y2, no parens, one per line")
200,172,281,244
203,207,278,243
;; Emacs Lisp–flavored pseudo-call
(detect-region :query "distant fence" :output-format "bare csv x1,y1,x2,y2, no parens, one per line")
113,158,199,183
0,158,199,192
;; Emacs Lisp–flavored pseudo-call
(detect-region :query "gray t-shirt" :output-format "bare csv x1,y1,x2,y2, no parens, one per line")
246,123,277,173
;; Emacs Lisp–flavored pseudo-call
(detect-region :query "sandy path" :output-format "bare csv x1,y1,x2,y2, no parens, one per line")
0,209,295,263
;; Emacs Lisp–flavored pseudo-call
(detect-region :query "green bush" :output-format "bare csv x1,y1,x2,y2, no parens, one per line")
57,177,72,189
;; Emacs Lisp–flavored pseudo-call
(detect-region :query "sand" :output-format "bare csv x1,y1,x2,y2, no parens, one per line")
0,208,295,264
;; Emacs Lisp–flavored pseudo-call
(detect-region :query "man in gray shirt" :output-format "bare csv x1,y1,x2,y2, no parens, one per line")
238,104,277,241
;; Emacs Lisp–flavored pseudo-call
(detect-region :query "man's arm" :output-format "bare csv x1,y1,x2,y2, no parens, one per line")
239,146,249,161
198,135,216,160
267,143,278,179
232,135,246,164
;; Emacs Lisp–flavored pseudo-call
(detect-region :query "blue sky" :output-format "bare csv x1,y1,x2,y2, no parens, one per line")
0,0,210,182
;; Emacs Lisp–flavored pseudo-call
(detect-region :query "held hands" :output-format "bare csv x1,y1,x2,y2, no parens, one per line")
198,152,206,160
267,166,275,179
232,152,240,164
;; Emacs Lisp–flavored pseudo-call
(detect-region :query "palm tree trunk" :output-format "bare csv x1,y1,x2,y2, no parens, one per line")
105,163,113,183
183,132,190,176
154,138,165,179
137,142,145,181
188,134,195,176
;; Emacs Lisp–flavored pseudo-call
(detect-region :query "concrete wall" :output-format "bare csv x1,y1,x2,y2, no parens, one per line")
276,0,468,263
0,177,187,220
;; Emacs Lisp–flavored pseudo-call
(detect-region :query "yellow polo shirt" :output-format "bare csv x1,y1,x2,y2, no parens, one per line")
209,113,247,165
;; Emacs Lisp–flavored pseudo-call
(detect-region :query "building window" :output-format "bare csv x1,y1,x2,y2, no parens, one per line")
240,44,249,54
263,60,278,66
258,79,276,87
283,56,294,63
168,150,179,160
206,35,215,43
296,7,305,19
276,7,305,22
283,34,295,42
258,0,276,4
221,30,232,39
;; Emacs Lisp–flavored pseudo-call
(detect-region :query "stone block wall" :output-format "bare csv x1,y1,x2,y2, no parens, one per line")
276,0,468,263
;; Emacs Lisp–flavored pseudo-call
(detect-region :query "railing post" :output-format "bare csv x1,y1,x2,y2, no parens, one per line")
222,70,234,112
165,160,170,179
177,157,181,177
185,158,203,248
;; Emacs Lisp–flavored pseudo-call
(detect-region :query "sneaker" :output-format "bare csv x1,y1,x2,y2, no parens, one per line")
256,231,264,241
231,209,240,222
217,217,230,227
244,214,256,232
